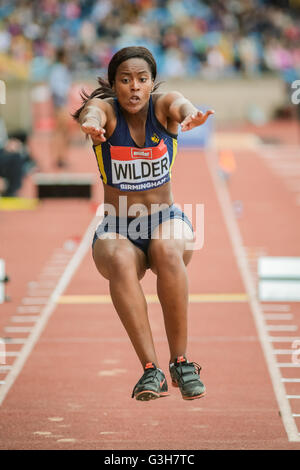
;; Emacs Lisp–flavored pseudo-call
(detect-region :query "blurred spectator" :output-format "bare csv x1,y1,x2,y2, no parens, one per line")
0,0,298,82
0,125,36,197
48,47,72,168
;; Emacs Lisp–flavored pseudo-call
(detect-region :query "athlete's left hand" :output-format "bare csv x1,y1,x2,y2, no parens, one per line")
181,110,215,131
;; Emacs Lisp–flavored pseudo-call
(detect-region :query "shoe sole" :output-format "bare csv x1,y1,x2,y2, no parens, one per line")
134,390,170,401
172,381,206,400
182,391,206,400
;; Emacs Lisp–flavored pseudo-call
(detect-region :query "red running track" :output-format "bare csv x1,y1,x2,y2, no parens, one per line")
0,120,300,450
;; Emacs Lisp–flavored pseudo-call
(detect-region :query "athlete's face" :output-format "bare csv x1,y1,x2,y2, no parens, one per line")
113,58,154,113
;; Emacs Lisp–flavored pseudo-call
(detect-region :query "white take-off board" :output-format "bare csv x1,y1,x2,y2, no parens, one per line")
258,257,300,301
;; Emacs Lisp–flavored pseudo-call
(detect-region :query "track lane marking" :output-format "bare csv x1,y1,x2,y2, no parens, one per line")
0,216,98,407
205,146,300,443
264,314,294,320
57,293,248,304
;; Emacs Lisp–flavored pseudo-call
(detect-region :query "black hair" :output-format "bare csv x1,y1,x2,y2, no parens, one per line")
72,46,160,122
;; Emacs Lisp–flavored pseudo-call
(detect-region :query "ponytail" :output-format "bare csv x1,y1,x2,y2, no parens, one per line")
72,77,115,122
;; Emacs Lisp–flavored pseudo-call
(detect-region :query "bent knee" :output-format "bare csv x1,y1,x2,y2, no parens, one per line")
148,240,185,273
109,250,133,274
94,246,132,278
93,241,146,280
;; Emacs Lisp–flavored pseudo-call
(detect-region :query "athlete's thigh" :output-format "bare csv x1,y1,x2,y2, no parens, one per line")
92,232,147,280
148,218,195,273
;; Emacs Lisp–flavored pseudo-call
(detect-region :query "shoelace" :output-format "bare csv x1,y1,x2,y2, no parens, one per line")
132,368,160,397
176,360,202,377
191,361,202,376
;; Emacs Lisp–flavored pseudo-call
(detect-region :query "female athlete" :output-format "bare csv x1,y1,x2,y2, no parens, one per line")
73,46,214,401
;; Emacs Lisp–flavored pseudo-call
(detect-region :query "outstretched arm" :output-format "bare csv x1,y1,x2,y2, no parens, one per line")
78,98,108,143
161,91,214,132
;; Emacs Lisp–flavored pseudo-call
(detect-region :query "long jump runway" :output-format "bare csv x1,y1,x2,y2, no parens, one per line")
0,125,300,450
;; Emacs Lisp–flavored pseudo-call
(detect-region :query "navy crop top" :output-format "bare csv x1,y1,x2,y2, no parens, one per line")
92,95,178,192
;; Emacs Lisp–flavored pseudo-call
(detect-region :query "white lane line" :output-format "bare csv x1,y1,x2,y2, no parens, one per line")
26,290,54,297
205,147,300,442
41,267,66,274
52,251,73,257
273,350,298,354
277,363,300,368
287,396,300,399
11,316,40,323
4,327,33,333
261,305,291,312
34,281,58,288
22,298,48,305
266,325,298,332
17,306,41,314
0,216,97,406
282,379,300,383
0,339,27,344
264,314,294,320
268,337,300,342
38,273,66,279
50,255,73,261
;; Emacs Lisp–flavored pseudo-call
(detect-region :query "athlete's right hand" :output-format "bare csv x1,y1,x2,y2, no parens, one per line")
81,119,106,142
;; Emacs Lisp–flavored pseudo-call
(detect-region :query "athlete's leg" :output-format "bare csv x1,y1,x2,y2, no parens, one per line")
148,219,195,361
93,233,159,368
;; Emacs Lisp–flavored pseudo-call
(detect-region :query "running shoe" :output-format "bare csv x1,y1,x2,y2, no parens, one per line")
132,362,169,401
169,356,206,400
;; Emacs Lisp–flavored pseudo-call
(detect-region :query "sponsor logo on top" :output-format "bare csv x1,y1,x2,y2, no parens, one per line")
131,148,153,159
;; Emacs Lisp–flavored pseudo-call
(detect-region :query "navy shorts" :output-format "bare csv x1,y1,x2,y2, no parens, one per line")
92,203,193,259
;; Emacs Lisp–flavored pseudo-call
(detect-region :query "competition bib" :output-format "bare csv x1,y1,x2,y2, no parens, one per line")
110,139,170,191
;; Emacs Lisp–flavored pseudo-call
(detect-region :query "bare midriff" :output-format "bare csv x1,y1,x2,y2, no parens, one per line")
103,181,173,217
